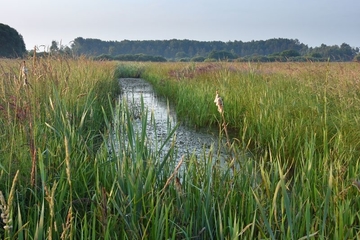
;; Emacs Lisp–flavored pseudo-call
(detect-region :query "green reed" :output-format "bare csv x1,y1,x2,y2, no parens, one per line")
1,59,360,239
121,61,360,238
0,56,118,238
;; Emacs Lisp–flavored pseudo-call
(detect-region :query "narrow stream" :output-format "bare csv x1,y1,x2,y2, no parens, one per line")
117,78,229,162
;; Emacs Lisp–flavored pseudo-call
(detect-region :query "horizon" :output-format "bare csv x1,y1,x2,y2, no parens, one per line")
2,0,359,50
26,37,359,52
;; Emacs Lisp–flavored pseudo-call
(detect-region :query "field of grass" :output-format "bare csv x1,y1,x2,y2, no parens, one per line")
0,56,120,239
1,58,360,239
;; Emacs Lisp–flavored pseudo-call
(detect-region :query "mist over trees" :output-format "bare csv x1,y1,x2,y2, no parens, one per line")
70,37,359,62
0,23,26,58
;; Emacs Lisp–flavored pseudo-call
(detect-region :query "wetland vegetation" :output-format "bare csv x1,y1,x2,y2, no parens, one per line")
1,57,360,239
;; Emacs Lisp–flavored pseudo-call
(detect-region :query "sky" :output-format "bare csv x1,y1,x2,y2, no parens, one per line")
2,0,359,50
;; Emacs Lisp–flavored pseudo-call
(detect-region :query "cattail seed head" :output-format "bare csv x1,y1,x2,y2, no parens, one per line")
214,90,224,113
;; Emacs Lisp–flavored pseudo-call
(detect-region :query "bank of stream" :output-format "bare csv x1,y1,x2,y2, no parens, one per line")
117,78,231,163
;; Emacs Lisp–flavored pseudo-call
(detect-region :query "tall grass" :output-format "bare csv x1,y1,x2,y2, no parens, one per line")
129,61,360,238
1,58,360,239
0,56,119,238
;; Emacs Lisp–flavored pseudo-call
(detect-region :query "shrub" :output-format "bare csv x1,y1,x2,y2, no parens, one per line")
190,56,205,62
354,54,360,62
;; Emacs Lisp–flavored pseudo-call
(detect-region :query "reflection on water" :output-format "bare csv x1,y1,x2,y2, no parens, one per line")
118,78,227,162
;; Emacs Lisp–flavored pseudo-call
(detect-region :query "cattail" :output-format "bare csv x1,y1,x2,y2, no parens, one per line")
213,90,231,148
214,90,224,114
21,61,29,86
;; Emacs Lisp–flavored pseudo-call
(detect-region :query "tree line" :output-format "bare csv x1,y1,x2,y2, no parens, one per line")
0,23,26,58
70,37,360,62
1,22,359,62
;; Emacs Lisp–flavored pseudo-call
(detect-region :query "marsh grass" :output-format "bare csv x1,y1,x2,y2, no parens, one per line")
2,58,360,239
0,56,119,238
133,61,360,238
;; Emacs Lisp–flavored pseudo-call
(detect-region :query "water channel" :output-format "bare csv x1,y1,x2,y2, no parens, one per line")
117,78,229,163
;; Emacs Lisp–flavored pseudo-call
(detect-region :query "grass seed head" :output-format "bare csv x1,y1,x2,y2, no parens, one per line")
0,191,12,230
214,90,224,113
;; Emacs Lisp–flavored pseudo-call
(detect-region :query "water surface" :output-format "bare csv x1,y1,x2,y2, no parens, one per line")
118,78,226,161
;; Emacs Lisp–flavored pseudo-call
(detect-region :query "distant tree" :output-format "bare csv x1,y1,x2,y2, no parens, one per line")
0,23,26,58
247,55,269,62
310,52,322,58
69,37,358,62
191,56,205,62
62,46,72,56
178,58,190,62
280,49,300,58
175,51,188,59
354,54,360,62
93,54,114,61
108,46,115,55
71,37,85,56
50,40,59,53
309,43,358,61
111,53,166,62
340,43,355,60
207,50,237,60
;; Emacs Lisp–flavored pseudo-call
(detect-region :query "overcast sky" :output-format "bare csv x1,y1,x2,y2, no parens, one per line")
2,0,359,50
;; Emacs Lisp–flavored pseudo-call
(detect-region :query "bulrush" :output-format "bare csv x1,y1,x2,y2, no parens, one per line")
214,90,231,148
214,90,224,114
20,60,28,85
